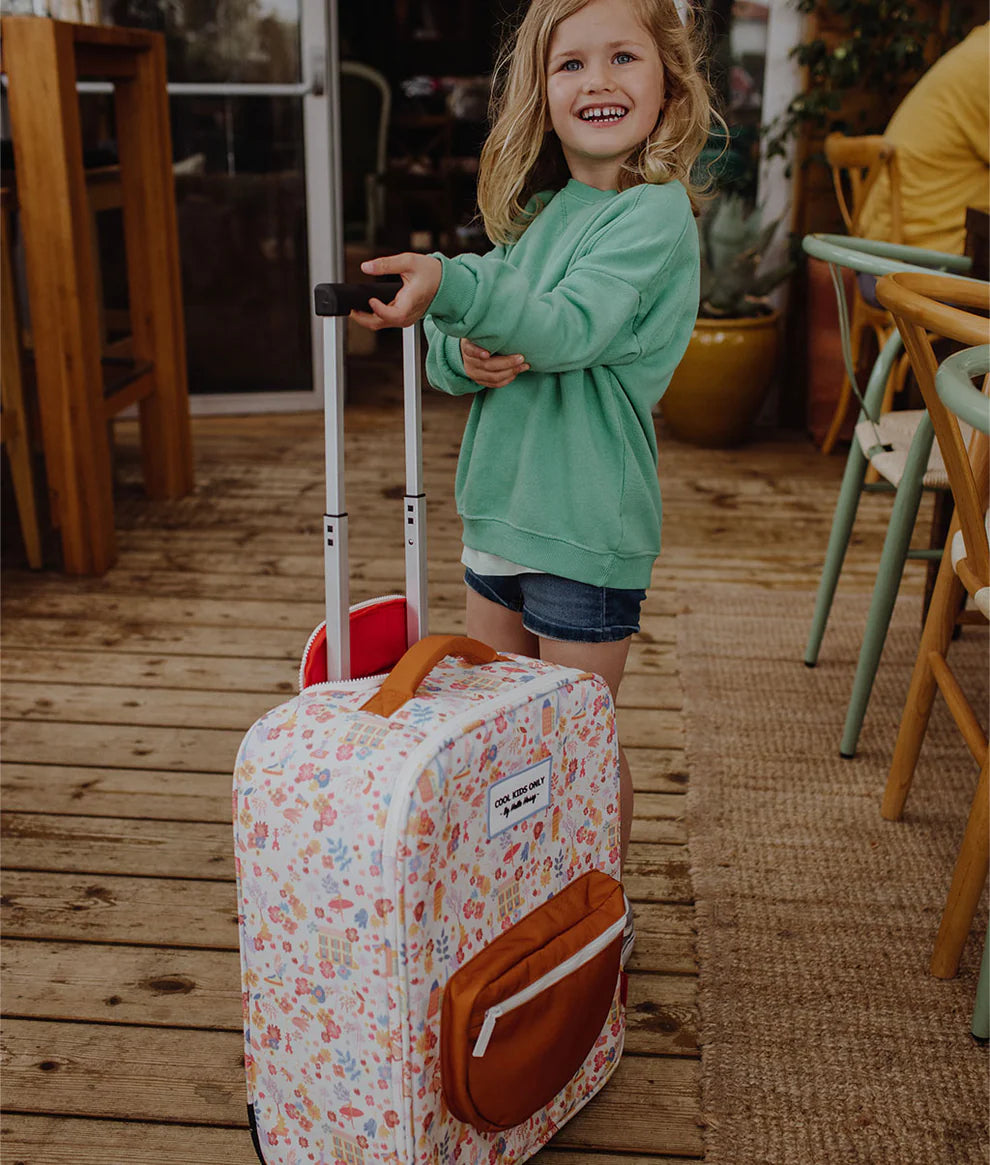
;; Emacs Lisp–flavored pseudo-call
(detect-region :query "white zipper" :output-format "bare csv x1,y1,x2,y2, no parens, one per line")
471,912,626,1058
297,594,405,693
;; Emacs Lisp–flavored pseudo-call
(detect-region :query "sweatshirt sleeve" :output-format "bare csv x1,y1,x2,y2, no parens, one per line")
426,187,694,373
423,238,512,396
423,318,485,396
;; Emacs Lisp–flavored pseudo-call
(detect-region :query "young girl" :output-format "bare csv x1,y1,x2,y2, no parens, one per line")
352,0,714,955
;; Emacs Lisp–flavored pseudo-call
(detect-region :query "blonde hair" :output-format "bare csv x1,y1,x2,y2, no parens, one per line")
478,0,719,244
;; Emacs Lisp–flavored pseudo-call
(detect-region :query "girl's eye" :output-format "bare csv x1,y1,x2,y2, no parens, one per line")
614,51,635,64
561,59,582,71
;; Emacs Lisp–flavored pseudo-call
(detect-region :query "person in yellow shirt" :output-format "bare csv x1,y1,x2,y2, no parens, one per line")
860,22,989,253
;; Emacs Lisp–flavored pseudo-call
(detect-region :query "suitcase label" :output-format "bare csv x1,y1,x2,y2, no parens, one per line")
487,757,553,837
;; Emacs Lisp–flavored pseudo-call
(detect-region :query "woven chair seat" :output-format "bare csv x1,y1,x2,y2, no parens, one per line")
854,409,973,489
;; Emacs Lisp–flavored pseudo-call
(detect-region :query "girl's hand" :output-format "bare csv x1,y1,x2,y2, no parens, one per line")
461,339,530,388
349,253,443,330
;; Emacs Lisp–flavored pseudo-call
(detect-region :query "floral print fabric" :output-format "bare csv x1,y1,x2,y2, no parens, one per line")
234,652,625,1164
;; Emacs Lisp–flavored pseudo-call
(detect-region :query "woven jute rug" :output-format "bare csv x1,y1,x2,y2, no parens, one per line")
680,588,989,1165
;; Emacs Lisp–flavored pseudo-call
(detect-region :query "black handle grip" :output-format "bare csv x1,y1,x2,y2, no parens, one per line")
314,277,402,317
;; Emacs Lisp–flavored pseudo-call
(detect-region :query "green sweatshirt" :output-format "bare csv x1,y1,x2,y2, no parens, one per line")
423,177,699,589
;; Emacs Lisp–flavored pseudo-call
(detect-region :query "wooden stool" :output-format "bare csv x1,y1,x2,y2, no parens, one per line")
1,16,193,575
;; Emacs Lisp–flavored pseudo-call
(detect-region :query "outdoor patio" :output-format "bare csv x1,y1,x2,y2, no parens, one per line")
0,334,922,1162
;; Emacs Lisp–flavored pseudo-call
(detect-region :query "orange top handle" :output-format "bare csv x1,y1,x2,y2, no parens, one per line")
360,635,505,717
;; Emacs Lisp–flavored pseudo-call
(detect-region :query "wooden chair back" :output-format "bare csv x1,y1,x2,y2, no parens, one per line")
875,272,990,595
824,133,904,243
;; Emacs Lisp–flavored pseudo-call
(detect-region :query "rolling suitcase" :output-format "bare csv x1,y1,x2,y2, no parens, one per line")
233,283,627,1165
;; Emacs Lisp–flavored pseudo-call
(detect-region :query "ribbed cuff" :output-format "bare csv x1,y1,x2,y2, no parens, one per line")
428,254,477,326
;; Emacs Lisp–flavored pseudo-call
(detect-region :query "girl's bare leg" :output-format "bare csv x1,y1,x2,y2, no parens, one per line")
537,636,633,873
465,585,540,658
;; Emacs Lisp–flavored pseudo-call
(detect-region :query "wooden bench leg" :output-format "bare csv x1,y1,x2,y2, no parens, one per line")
1,208,44,569
114,34,193,500
4,18,116,574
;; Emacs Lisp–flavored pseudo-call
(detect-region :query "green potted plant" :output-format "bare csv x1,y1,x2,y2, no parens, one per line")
661,194,794,447
762,0,938,176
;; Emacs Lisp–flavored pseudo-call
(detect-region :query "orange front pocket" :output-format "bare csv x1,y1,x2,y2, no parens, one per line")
440,869,625,1133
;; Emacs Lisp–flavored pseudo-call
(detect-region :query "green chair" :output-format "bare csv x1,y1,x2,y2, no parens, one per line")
801,234,977,757
973,931,989,1041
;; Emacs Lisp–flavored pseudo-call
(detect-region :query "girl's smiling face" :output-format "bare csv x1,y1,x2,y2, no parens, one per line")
546,0,665,190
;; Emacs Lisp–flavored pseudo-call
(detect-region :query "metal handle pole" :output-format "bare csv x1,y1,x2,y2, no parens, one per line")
323,314,349,681
403,323,428,646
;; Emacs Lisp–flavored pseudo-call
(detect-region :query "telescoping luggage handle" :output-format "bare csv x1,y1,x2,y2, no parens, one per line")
314,277,428,681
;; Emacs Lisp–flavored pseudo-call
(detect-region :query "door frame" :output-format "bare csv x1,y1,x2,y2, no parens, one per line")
188,0,341,415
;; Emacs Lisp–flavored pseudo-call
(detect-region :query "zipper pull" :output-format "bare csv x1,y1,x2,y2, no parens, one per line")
472,1005,502,1058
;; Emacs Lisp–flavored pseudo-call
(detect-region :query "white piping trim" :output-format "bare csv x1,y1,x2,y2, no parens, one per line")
471,913,625,1057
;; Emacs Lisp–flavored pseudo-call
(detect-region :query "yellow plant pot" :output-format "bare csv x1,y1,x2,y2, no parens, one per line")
661,309,781,447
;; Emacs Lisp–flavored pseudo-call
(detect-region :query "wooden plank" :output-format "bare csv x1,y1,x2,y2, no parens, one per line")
1,812,686,898
626,928,696,975
2,682,283,732
1,870,694,962
0,617,679,680
633,817,686,846
0,592,676,651
1,763,682,831
0,567,686,632
1,720,245,773
635,793,686,820
1,871,238,949
623,845,692,904
1,941,241,1030
0,1019,246,1126
0,591,325,632
0,1116,253,1165
1,813,232,881
620,671,681,707
1,764,233,822
0,616,304,660
618,707,683,749
2,566,471,611
1,647,680,706
1,940,697,1056
3,722,685,783
625,973,698,1057
2,684,683,749
0,1117,696,1165
1,758,684,823
632,793,687,845
627,747,688,794
537,1054,703,1155
0,1020,702,1153
0,649,297,695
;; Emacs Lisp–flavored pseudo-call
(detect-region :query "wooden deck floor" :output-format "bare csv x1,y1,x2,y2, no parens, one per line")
1,345,912,1163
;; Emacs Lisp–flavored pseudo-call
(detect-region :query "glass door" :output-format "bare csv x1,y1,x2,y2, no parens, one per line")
102,0,339,413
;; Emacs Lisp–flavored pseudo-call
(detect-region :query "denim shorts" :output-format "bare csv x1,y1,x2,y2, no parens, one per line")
464,568,646,644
